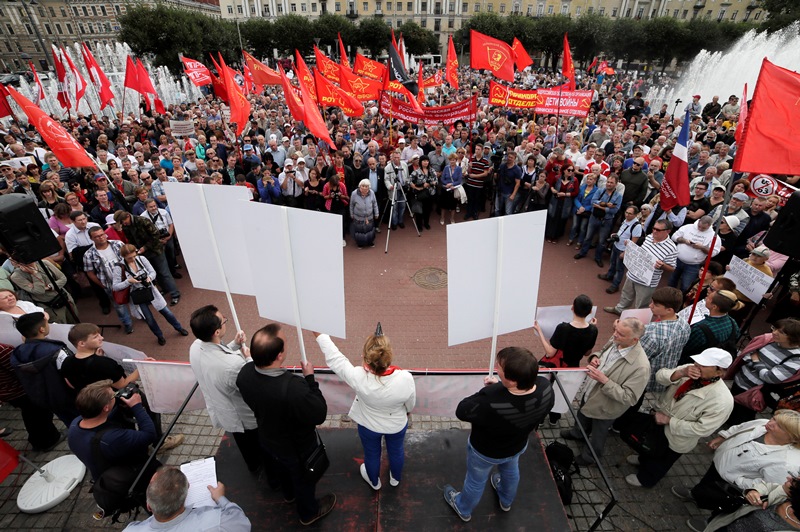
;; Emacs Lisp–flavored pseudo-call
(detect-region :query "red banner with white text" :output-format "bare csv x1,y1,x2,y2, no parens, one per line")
379,93,477,126
534,88,593,117
488,81,539,108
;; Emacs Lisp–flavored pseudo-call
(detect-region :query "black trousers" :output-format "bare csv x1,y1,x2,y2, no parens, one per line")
691,463,743,514
8,395,61,450
264,442,321,522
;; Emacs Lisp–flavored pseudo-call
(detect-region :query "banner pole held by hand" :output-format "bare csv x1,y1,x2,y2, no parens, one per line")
281,207,307,363
488,218,505,377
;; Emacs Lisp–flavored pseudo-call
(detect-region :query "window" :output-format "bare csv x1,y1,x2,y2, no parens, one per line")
743,10,750,20
82,6,89,16
561,4,568,14
277,4,284,12
706,9,712,18
435,1,441,13
673,9,679,17
88,23,94,34
434,18,441,30
599,7,605,15
475,3,480,12
312,3,318,11
228,5,234,13
537,3,544,15
718,8,725,19
5,24,13,35
56,23,63,34
500,4,505,13
45,23,52,34
625,7,631,17
252,5,256,12
397,19,402,26
463,2,468,12
25,23,33,34
72,7,79,16
335,2,341,11
363,2,369,11
487,3,493,11
754,10,761,19
237,5,243,13
449,2,455,12
651,9,657,18
101,6,107,16
398,1,403,9
387,1,392,9
264,6,271,15
448,17,454,27
731,10,737,20
49,7,56,17
92,6,98,16
376,1,382,11
301,3,307,11
114,6,121,15
575,6,581,15
38,6,46,17
547,5,553,14
637,7,644,17
611,7,617,16
421,17,426,26
62,7,68,17
587,6,593,13
105,22,111,32
422,1,428,10
527,5,532,15
407,2,413,11
291,4,297,12
683,9,688,18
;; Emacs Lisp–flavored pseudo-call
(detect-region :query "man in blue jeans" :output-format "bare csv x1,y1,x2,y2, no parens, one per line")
443,347,554,521
599,205,642,294
574,175,622,268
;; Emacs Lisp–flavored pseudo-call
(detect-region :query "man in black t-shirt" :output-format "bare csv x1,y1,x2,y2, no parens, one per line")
443,347,554,522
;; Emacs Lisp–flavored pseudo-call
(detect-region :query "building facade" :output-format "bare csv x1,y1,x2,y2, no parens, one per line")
0,0,221,73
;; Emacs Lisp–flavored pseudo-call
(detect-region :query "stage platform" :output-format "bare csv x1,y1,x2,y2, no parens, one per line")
216,428,571,531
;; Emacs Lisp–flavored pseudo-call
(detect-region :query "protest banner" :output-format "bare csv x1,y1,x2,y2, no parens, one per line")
127,360,207,414
534,88,593,117
169,120,195,138
534,305,597,340
748,174,798,205
725,255,774,302
488,81,540,109
379,93,477,126
623,241,657,286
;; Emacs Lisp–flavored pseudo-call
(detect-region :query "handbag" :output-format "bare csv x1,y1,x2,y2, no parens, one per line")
125,259,155,305
302,431,330,484
619,412,669,458
540,349,566,369
733,353,800,412
113,288,130,305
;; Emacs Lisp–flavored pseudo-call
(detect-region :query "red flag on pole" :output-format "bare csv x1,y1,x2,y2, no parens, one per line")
0,84,14,119
208,55,230,103
338,64,382,102
314,69,364,117
294,51,318,103
734,84,747,146
587,57,598,73
338,33,350,69
180,56,213,87
660,110,692,211
279,66,306,124
470,30,514,83
511,38,533,72
446,35,459,90
294,67,335,147
135,59,165,114
391,30,405,67
314,46,341,84
242,51,281,86
6,85,94,167
397,34,407,68
81,43,114,109
61,47,87,107
123,56,141,92
562,34,576,91
734,59,800,174
52,46,71,111
28,61,46,104
353,53,386,81
218,55,251,136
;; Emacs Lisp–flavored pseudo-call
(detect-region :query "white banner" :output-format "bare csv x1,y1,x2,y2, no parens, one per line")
127,360,207,414
725,255,774,302
535,305,597,341
7,156,35,169
620,308,653,325
169,120,195,138
623,241,657,286
447,210,547,346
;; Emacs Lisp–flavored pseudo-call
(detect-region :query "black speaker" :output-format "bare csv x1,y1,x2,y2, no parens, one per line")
0,195,62,263
764,190,800,259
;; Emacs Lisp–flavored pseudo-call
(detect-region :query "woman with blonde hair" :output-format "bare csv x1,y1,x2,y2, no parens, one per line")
314,327,416,490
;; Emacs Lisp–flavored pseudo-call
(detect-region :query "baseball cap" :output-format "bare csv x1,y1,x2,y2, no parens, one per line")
690,348,732,369
0,161,14,168
397,138,406,144
693,94,701,99
105,213,117,226
750,245,770,258
94,174,106,181
731,192,749,201
243,144,254,151
284,159,294,167
281,136,290,142
722,215,740,230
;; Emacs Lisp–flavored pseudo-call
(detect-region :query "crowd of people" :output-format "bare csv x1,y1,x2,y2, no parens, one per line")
0,61,799,530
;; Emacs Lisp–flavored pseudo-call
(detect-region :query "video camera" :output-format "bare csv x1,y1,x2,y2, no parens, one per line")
115,383,140,400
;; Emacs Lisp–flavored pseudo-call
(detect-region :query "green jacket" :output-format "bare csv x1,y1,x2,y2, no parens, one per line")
122,215,164,255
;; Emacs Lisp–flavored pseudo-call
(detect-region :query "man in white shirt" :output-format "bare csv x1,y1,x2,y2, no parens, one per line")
140,198,181,279
278,160,304,207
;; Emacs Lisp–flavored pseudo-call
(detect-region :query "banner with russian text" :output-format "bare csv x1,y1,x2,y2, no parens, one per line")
379,93,476,126
488,81,539,108
534,88,593,117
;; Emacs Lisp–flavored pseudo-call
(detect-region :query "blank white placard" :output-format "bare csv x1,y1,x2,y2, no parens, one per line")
447,210,547,346
535,305,598,340
238,202,346,338
163,183,254,295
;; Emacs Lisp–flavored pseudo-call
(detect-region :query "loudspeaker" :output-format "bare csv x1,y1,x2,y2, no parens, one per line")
764,190,800,259
0,195,62,263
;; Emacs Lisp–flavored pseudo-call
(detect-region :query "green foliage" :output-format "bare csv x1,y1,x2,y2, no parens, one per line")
605,18,645,63
639,17,686,69
398,21,440,56
240,19,275,60
356,16,391,58
271,15,315,56
313,13,356,48
569,14,611,65
759,0,800,33
459,12,513,44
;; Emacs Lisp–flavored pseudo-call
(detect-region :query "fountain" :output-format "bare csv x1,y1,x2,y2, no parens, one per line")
646,23,800,110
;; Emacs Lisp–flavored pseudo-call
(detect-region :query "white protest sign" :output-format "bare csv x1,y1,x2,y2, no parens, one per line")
169,120,195,138
725,255,774,302
126,360,207,414
163,182,254,295
620,307,653,325
447,210,547,346
6,156,35,169
535,305,598,340
238,202,346,338
623,241,657,286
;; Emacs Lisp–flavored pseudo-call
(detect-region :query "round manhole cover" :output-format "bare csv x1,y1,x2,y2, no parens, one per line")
412,267,448,290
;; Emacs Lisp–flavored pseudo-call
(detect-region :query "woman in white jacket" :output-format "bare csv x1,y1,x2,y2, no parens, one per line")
315,330,416,490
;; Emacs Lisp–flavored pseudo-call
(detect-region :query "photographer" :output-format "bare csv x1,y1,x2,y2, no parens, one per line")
112,245,189,346
140,199,181,281
278,160,304,208
323,174,349,247
255,165,281,204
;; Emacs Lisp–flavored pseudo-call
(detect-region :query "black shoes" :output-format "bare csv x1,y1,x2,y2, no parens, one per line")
157,337,167,346
299,493,336,526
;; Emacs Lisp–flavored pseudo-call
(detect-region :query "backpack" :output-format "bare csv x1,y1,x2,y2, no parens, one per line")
545,441,575,505
697,318,739,358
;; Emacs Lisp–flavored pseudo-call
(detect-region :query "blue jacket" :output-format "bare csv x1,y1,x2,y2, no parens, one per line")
440,164,463,187
11,339,77,422
256,177,281,204
591,187,623,221
573,184,600,212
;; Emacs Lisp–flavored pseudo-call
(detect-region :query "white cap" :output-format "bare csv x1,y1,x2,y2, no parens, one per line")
722,215,740,230
690,347,732,369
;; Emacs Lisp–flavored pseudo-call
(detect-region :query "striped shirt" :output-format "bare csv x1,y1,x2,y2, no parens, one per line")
466,156,491,188
627,234,678,287
639,318,691,393
734,343,800,390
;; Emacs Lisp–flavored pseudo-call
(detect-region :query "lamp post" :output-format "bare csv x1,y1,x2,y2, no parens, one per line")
17,0,52,71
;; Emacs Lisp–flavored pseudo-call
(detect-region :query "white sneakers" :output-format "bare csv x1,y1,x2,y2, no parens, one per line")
360,463,381,490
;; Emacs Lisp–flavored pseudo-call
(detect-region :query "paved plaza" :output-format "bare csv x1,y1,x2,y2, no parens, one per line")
0,221,769,531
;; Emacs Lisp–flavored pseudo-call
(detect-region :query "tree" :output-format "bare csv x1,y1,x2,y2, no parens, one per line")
605,18,645,66
458,12,512,45
639,17,686,71
271,15,315,56
759,0,800,33
505,14,537,52
398,21,440,56
569,13,611,67
313,13,356,50
240,19,275,61
356,16,391,58
531,15,573,71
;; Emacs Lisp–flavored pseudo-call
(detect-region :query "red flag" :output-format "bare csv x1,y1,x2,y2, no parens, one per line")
734,83,747,145
446,35,459,90
208,55,229,103
0,84,14,118
338,33,350,69
294,67,334,147
242,51,281,86
81,44,114,109
314,69,364,117
417,64,425,105
734,59,800,174
52,46,71,111
279,66,306,124
587,57,598,73
382,44,424,113
470,30,514,83
397,34,407,68
294,51,318,103
123,56,141,93
391,30,404,67
243,64,262,94
28,61,46,104
338,64,382,102
354,53,386,81
660,110,692,211
597,60,608,75
511,38,533,72
562,34,576,91
180,56,212,87
314,46,341,84
61,47,87,107
219,55,251,136
7,85,94,168
136,59,156,94
422,70,443,88
0,437,20,480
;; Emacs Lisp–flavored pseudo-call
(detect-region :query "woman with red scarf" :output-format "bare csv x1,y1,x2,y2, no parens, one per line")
314,327,416,491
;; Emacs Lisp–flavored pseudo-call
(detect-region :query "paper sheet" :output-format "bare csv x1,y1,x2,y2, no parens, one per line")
180,457,218,508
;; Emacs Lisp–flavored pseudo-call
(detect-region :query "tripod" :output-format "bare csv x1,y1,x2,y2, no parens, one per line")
381,177,420,254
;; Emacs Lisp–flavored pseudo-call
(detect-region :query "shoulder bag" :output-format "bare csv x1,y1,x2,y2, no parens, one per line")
278,373,330,483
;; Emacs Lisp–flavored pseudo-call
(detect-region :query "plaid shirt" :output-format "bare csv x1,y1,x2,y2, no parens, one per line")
682,314,739,360
639,318,692,393
83,240,125,291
